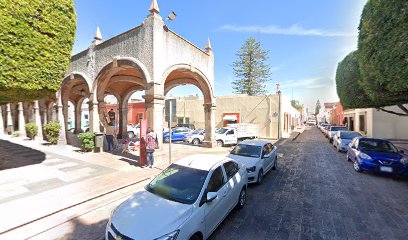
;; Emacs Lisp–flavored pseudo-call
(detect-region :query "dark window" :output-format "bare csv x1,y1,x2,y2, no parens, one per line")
223,161,239,180
359,115,365,132
206,167,225,193
263,143,274,157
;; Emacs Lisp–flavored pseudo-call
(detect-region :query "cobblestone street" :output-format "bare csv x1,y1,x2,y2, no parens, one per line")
209,127,408,240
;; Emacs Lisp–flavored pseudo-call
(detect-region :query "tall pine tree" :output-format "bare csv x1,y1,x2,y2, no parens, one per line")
232,38,271,96
315,100,321,115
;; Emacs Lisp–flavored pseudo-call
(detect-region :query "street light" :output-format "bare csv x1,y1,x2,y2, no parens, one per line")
165,12,177,22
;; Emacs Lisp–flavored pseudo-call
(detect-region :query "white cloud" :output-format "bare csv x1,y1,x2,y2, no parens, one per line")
218,24,357,37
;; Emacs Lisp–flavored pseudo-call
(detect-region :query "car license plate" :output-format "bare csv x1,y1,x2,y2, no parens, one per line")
380,166,393,173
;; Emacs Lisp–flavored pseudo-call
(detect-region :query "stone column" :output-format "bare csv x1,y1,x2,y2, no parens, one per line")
118,106,128,139
203,103,217,148
6,103,13,134
143,94,165,149
0,105,4,136
18,102,26,137
74,102,82,133
56,96,67,144
33,100,43,140
89,96,100,133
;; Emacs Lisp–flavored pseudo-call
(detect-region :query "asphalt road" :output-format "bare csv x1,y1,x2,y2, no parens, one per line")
209,127,408,240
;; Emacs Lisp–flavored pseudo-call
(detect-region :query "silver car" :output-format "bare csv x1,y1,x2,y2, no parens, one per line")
333,131,362,152
228,140,278,185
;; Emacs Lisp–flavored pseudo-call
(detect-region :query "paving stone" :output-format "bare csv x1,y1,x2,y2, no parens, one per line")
209,127,408,240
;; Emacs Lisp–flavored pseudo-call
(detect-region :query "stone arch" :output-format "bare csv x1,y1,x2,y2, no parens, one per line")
94,57,150,102
162,63,216,147
61,72,91,105
94,57,150,138
162,64,214,104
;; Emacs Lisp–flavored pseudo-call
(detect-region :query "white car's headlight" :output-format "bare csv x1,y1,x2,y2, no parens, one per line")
358,152,372,160
400,157,408,165
246,166,256,173
154,230,180,240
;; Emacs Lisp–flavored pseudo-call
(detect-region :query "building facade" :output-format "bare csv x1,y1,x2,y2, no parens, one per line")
344,105,408,139
171,93,301,139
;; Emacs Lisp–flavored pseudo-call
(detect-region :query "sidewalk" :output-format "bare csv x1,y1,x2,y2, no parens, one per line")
0,135,232,239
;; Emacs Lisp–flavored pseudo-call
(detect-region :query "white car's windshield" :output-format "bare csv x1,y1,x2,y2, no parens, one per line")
217,128,228,134
146,164,208,204
230,144,262,158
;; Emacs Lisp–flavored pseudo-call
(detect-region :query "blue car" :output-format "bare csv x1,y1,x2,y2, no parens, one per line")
346,137,408,176
163,127,192,142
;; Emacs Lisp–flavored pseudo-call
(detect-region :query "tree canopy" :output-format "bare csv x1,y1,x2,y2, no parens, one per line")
291,100,303,112
315,100,321,115
335,0,408,115
0,0,76,104
335,51,376,109
358,0,408,107
232,38,271,96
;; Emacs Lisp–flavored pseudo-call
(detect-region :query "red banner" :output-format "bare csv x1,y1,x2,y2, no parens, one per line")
139,119,147,166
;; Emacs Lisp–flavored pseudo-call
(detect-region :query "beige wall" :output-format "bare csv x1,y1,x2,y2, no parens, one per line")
170,94,301,139
372,106,408,139
344,106,408,139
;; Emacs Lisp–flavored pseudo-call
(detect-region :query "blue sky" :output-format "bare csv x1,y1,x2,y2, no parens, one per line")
72,0,367,110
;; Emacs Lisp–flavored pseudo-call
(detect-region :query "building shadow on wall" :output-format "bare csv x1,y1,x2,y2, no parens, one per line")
0,139,46,170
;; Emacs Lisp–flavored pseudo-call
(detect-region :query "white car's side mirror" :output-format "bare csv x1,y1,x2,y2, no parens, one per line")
206,192,217,202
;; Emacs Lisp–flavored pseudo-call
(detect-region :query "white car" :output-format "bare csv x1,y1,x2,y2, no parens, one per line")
184,128,205,145
228,140,277,184
106,154,248,240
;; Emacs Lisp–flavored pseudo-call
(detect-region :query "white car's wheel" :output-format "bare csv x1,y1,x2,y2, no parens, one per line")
257,169,264,185
216,140,223,147
236,187,247,209
192,138,200,146
272,157,277,170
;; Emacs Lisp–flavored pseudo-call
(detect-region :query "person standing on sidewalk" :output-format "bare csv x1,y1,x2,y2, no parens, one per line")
146,127,157,168
104,122,116,152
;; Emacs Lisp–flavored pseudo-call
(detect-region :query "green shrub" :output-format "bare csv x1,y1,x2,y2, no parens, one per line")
78,132,95,152
25,122,38,140
0,0,77,104
43,122,61,145
12,131,20,137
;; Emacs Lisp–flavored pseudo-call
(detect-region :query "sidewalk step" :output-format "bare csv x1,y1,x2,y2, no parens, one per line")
0,168,163,238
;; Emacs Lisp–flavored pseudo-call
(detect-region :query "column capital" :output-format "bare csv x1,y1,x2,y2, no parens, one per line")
143,94,165,103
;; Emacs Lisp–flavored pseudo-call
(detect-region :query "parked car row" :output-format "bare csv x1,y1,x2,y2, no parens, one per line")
164,124,259,148
106,139,279,240
318,122,408,177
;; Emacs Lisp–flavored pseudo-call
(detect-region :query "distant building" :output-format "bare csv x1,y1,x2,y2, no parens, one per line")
171,93,302,139
329,102,345,126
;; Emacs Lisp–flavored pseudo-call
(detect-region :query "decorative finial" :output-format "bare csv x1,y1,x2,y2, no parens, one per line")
149,0,160,14
205,38,212,50
94,26,102,41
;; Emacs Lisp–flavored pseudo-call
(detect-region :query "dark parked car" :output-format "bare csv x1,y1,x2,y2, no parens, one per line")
346,137,408,176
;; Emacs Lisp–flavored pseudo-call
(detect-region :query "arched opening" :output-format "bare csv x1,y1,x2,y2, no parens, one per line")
95,59,148,138
163,65,215,146
67,100,75,131
59,73,91,145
